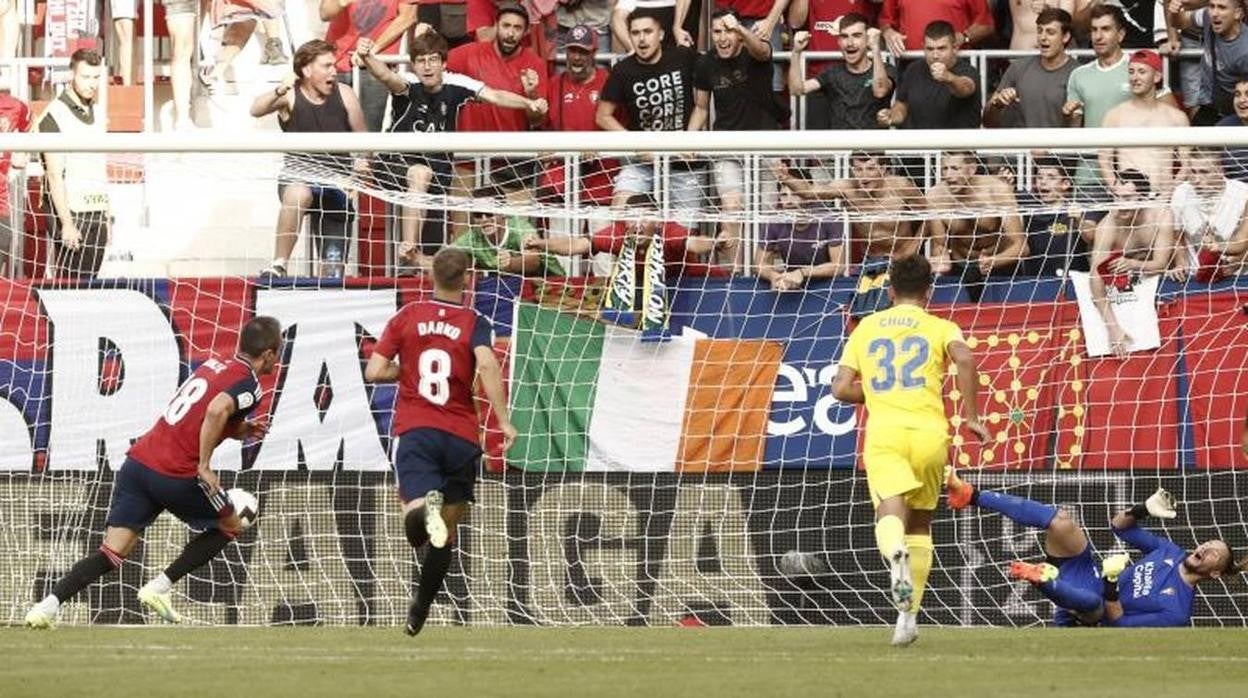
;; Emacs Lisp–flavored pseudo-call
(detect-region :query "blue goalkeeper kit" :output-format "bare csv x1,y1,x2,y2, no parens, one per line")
1105,525,1195,627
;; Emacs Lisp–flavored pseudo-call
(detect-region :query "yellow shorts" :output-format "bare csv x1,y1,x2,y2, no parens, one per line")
863,428,950,511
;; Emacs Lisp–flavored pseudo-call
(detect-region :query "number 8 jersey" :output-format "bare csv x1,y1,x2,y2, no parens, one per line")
838,304,965,435
374,299,495,445
129,355,262,477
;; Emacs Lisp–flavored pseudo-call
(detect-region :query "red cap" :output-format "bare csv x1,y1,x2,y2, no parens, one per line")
565,24,599,52
1130,50,1163,76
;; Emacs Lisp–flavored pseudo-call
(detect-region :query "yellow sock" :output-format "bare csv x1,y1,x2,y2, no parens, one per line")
906,534,934,614
874,515,906,561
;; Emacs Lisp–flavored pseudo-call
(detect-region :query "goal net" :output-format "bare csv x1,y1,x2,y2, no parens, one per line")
1,130,1247,627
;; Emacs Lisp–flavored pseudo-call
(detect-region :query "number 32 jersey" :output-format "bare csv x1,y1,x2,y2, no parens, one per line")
129,356,262,478
838,304,965,435
375,299,494,444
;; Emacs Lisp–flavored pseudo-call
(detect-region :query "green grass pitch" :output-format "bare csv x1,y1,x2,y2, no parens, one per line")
2,626,1245,697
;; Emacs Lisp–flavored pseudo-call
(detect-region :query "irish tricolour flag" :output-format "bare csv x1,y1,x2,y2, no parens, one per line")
508,304,782,472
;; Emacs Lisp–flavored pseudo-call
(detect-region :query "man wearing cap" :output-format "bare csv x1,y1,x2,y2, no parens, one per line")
539,24,619,208
1089,169,1176,358
1100,49,1189,199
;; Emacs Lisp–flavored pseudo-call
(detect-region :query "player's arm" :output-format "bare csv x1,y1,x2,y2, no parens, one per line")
364,350,400,382
365,315,403,383
1089,216,1123,335
831,332,865,404
467,314,516,451
948,337,989,440
197,392,239,494
596,98,628,132
772,163,848,200
831,366,864,404
1110,489,1178,553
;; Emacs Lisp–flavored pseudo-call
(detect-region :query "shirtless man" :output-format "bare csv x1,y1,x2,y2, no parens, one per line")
926,151,1027,301
1090,169,1177,358
771,152,925,265
1100,50,1190,199
1009,0,1076,50
1168,148,1248,282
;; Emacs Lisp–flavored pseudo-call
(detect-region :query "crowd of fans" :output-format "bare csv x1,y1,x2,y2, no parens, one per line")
3,1,1248,306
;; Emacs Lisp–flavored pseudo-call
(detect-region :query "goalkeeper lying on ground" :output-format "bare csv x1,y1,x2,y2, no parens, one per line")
946,470,1243,626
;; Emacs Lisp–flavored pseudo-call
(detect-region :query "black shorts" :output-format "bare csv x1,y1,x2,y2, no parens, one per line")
393,428,481,505
276,183,355,262
105,457,225,533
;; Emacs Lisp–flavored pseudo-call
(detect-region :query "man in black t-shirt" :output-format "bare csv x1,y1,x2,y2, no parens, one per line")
879,20,981,130
688,8,778,257
1020,156,1093,277
597,10,703,222
788,13,894,130
357,26,546,268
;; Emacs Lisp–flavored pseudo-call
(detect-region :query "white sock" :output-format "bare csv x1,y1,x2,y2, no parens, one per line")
145,573,172,594
39,594,60,613
271,257,288,271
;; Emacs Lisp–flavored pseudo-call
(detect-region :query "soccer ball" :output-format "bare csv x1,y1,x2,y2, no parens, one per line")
227,488,259,529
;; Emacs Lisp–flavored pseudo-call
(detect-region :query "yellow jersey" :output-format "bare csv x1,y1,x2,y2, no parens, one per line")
839,304,965,434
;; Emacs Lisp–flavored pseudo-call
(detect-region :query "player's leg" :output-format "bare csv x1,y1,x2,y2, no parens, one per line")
26,459,155,627
890,436,945,646
138,471,241,623
946,468,1088,556
393,429,450,635
865,433,923,613
946,469,1101,621
404,431,482,636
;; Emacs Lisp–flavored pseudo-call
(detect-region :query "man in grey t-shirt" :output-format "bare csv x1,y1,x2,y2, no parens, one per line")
984,7,1077,128
1167,0,1248,121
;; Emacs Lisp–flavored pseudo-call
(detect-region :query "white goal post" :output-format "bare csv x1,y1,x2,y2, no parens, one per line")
0,128,1246,628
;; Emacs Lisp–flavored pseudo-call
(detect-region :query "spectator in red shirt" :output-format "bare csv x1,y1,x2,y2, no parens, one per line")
448,2,549,133
879,0,994,57
447,3,548,236
323,0,418,132
0,80,30,277
538,24,619,207
524,193,725,279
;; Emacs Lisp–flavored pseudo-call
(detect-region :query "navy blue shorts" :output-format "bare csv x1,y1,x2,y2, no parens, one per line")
105,457,223,532
1052,543,1101,627
393,428,481,505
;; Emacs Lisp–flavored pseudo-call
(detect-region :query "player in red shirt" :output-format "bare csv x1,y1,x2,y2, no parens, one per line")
365,247,515,636
24,317,283,629
0,85,31,277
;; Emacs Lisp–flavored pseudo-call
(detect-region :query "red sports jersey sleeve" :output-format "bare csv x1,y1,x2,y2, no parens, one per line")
0,94,31,216
128,356,261,477
376,300,493,445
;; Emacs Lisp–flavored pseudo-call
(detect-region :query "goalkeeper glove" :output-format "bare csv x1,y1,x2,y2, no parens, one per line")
1145,488,1178,519
1128,487,1177,520
1101,553,1130,584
